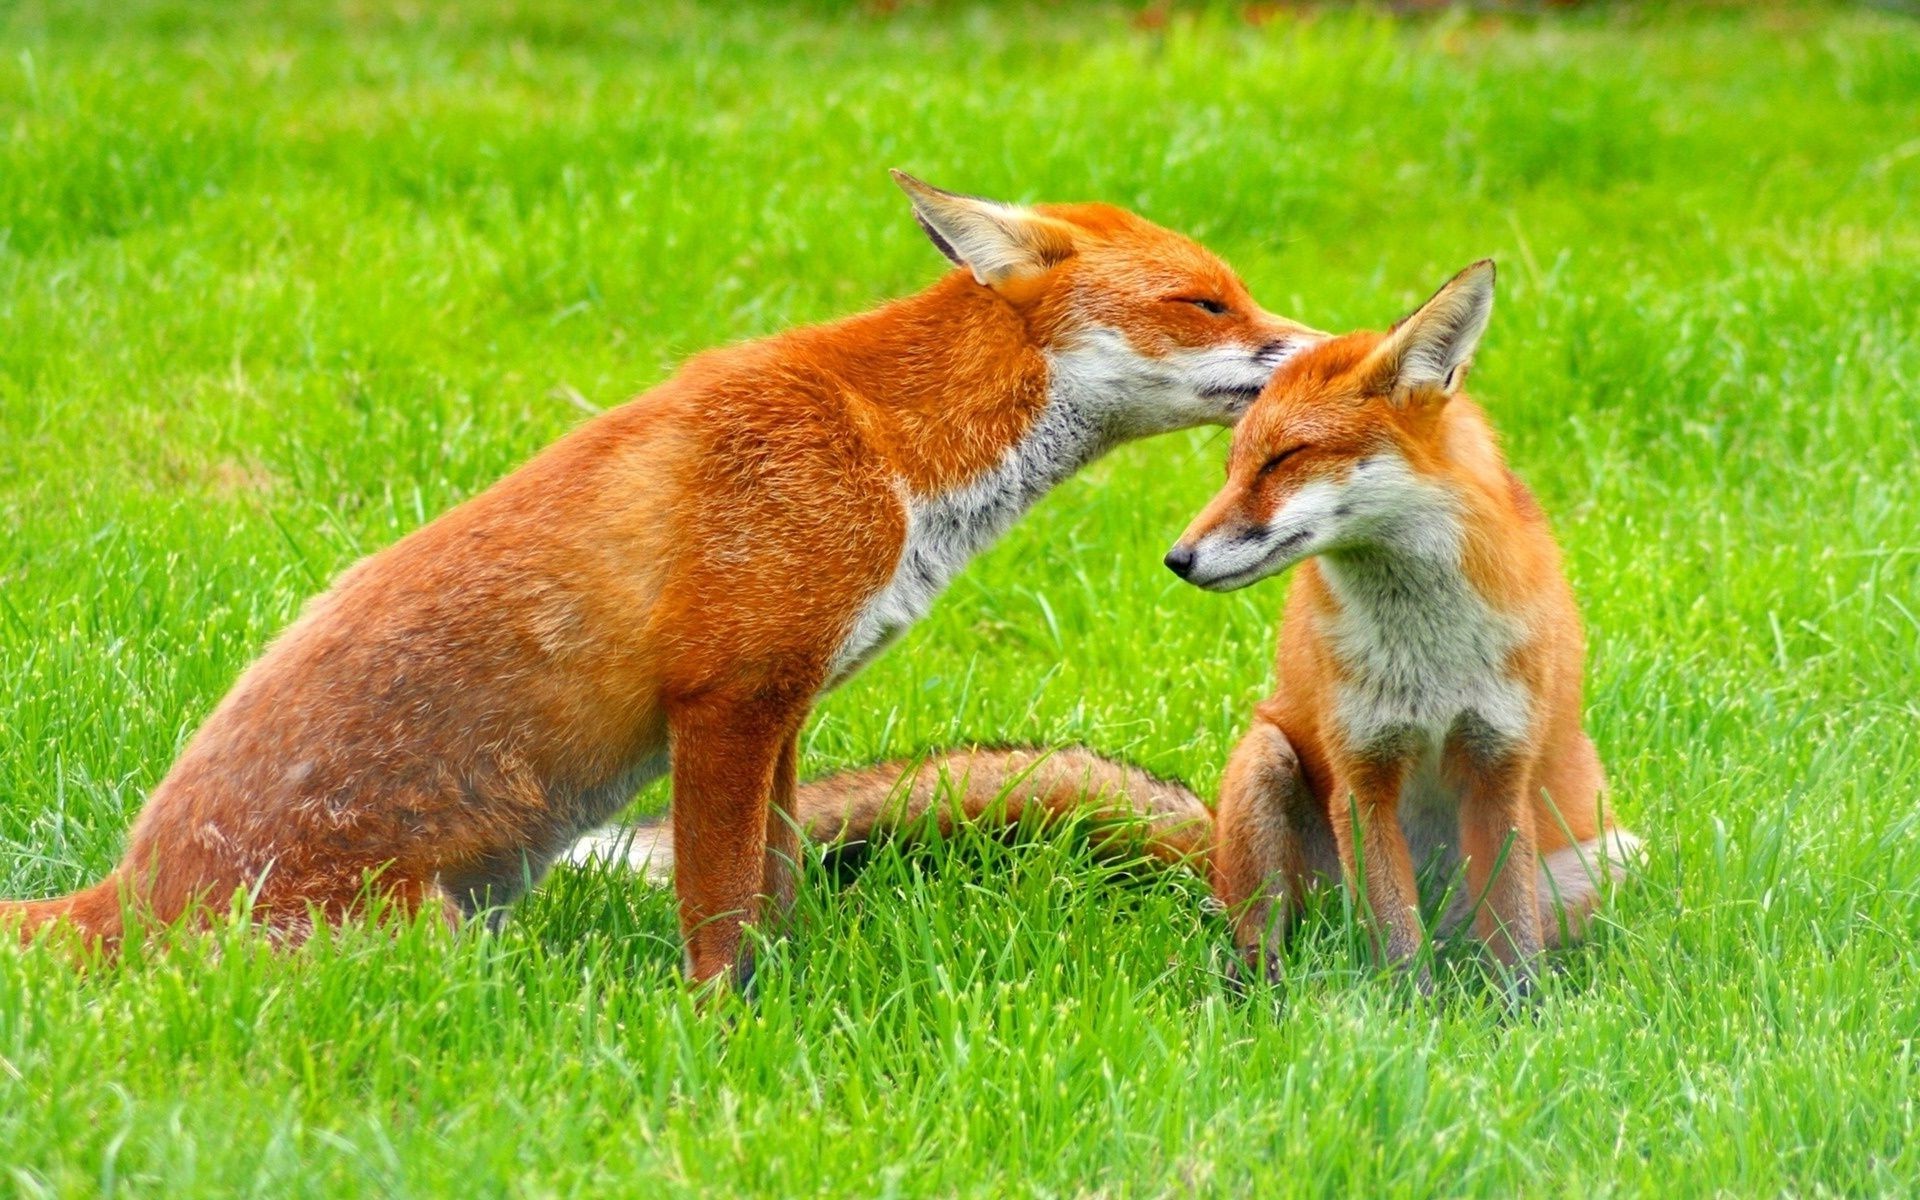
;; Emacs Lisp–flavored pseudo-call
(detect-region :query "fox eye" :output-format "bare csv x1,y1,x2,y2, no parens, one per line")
1258,445,1307,476
1185,298,1230,316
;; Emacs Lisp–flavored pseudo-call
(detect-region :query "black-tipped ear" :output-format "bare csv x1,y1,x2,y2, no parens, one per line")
1371,260,1496,397
890,170,1076,287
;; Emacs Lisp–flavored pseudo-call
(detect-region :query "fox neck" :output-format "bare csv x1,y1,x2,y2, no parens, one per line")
1311,454,1532,755
1318,518,1483,645
800,273,1113,498
819,278,1156,686
1318,411,1524,609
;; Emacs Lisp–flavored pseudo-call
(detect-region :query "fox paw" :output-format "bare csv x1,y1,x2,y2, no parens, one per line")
1222,947,1286,999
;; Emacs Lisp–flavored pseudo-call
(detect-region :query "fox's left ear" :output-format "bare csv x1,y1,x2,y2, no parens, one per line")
890,170,1077,287
1370,259,1496,400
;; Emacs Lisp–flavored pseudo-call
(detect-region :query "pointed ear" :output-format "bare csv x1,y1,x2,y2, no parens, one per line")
890,170,1076,287
1370,259,1496,399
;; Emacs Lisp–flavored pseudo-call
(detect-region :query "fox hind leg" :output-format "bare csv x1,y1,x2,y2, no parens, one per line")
1212,718,1335,984
252,865,464,945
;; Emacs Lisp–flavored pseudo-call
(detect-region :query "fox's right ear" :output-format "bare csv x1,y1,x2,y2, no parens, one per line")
1369,259,1496,400
890,170,1076,287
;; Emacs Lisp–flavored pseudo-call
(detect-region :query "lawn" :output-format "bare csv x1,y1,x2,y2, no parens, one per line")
2,1,1918,1195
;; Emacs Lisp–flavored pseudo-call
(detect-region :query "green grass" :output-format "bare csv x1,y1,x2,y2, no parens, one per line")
3,0,1918,1194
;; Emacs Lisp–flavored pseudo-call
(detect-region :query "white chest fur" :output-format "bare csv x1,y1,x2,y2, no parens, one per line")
826,387,1109,687
1318,525,1532,760
823,324,1272,689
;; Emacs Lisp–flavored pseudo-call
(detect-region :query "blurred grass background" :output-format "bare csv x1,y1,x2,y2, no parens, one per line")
1,2,1917,1195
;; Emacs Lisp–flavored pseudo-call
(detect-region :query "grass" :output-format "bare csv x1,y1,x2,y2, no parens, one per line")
2,0,1918,1194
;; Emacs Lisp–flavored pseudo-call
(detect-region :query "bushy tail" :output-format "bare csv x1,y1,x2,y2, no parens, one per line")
1,875,125,947
563,745,1212,883
1536,828,1645,949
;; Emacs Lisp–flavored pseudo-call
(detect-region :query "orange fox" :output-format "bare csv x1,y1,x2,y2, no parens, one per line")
580,262,1639,990
1165,260,1639,988
2,173,1319,986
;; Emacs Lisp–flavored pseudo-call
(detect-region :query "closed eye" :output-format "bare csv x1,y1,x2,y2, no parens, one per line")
1172,297,1230,316
1258,445,1307,476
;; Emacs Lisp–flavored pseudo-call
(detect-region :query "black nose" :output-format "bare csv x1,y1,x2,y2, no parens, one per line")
1164,545,1196,579
1257,338,1299,366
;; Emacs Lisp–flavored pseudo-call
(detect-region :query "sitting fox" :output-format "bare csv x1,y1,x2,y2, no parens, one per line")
578,263,1640,988
2,174,1319,988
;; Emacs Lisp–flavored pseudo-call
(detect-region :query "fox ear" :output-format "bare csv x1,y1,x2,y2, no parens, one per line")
1371,260,1496,399
890,170,1076,287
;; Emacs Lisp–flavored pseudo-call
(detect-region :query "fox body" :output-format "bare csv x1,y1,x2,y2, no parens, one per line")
3,174,1317,984
580,264,1638,989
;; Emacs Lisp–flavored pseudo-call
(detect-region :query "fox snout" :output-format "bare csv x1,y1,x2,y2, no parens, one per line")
1198,332,1317,411
1248,326,1324,381
1162,329,1318,428
1258,333,1311,367
1162,543,1197,579
1166,482,1328,592
1164,525,1301,591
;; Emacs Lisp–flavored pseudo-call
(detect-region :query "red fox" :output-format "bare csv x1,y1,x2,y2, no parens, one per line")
1165,260,1639,988
577,262,1639,990
2,173,1319,987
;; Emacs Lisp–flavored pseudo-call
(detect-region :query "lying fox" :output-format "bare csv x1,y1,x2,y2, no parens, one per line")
578,262,1640,988
2,174,1319,986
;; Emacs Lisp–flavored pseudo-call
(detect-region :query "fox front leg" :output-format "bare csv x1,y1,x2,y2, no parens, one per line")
1328,760,1428,990
759,732,803,934
666,690,809,995
1457,755,1545,998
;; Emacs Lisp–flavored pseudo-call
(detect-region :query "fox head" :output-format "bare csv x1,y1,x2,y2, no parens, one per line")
893,171,1322,434
1163,260,1497,591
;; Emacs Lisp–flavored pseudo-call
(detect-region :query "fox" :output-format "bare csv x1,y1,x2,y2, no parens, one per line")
576,262,1640,991
1164,260,1640,989
1,172,1320,987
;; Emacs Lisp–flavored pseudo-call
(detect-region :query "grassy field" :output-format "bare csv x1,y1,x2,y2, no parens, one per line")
3,1,1918,1195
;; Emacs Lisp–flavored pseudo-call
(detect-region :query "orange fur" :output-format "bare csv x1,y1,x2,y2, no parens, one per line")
3,174,1317,987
